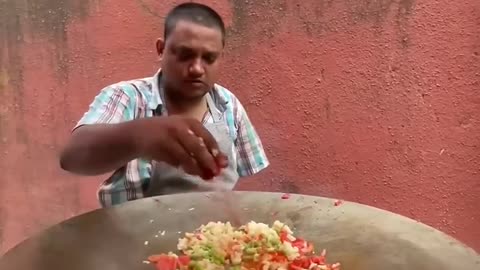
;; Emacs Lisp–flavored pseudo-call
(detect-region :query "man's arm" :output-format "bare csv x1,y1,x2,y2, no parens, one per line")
234,99,270,177
60,123,142,175
60,86,139,175
60,84,227,177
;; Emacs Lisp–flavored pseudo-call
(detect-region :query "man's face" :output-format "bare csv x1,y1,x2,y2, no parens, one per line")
158,20,223,101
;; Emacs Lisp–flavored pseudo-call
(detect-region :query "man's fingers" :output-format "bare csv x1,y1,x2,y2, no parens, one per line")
176,127,218,175
158,118,228,179
186,120,229,172
163,140,202,176
215,153,229,169
187,120,221,157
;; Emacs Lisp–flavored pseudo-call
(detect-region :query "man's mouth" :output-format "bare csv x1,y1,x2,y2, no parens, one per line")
186,79,204,84
185,80,205,87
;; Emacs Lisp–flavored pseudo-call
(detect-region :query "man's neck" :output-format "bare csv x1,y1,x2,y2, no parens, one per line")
165,92,205,112
163,89,208,121
158,75,208,120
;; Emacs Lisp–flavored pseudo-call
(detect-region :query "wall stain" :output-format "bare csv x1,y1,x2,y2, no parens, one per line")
312,0,415,47
0,0,93,89
0,207,4,253
0,0,93,145
280,180,301,194
0,0,23,91
229,0,287,47
136,0,163,19
324,96,331,121
0,0,25,143
128,1,415,51
395,0,415,48
228,0,415,48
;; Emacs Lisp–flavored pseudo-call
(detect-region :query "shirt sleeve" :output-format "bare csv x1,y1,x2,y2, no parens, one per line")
74,84,151,205
74,85,137,129
234,100,270,177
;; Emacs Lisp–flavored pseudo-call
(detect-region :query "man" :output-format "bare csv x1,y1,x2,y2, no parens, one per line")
60,2,269,207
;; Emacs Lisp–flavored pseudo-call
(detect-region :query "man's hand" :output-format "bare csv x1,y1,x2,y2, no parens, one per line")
60,116,228,178
133,116,228,179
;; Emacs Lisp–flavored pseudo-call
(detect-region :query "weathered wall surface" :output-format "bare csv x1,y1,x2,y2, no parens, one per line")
0,0,479,254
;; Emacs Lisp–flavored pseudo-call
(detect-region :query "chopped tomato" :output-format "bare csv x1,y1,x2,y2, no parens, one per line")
292,257,311,269
153,255,176,270
148,254,190,270
177,256,190,267
147,254,166,263
311,256,326,265
281,193,291,199
280,231,288,242
271,253,288,263
301,243,314,254
291,238,306,248
201,169,215,180
289,265,305,270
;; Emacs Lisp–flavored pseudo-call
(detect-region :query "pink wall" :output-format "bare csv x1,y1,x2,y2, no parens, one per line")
0,0,479,254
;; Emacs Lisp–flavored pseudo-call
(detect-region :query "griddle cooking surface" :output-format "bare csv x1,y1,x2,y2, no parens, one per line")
0,192,479,270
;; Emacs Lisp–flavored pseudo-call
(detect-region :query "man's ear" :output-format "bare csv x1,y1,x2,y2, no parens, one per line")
156,38,165,57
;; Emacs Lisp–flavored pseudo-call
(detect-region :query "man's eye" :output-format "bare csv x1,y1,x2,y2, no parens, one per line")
178,51,195,61
203,54,217,64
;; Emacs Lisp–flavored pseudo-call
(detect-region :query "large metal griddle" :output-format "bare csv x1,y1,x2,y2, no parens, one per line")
0,192,479,270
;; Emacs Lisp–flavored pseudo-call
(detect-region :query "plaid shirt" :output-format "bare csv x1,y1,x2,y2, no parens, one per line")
75,71,269,207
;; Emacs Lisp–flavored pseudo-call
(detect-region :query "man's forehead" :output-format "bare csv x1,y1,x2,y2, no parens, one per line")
166,20,223,49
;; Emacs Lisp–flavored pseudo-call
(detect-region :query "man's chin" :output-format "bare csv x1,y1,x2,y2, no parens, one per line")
166,83,210,101
182,88,209,100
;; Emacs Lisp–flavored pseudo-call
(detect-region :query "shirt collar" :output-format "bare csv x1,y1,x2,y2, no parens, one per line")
148,69,163,111
148,69,228,112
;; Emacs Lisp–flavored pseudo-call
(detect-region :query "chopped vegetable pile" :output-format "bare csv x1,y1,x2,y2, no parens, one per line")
147,221,340,270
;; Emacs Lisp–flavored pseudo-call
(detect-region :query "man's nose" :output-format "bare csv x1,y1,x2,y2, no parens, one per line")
188,58,205,77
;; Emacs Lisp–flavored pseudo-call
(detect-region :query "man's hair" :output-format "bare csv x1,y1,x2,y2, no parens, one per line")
164,2,226,45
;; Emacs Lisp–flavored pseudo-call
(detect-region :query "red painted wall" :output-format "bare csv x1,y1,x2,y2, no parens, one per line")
1,0,479,254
